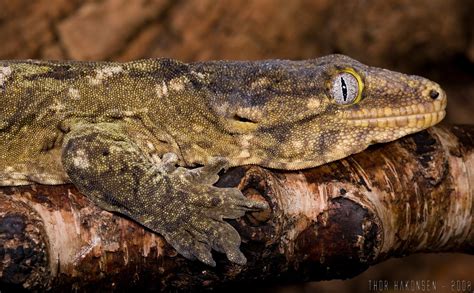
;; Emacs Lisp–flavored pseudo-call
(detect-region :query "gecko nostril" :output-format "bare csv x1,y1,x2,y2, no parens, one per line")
429,89,439,100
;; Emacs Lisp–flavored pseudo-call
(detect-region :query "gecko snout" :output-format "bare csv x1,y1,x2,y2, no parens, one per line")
425,82,446,102
420,81,447,113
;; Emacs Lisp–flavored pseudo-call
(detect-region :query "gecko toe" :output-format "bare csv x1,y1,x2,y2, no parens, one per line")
192,241,216,267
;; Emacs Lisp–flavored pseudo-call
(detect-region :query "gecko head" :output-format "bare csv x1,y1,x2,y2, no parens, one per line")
328,55,447,140
225,54,447,170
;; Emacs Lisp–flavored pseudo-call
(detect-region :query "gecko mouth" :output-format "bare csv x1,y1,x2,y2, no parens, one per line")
343,97,446,129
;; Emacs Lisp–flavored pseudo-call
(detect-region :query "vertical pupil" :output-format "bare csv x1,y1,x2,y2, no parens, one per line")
340,77,347,101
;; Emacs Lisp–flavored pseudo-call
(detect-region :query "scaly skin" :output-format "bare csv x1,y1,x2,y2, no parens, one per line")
0,55,446,266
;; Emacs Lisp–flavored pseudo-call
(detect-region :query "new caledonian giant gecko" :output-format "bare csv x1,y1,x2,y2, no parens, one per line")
0,55,447,266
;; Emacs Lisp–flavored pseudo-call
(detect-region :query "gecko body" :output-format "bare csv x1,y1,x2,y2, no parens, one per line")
0,55,446,266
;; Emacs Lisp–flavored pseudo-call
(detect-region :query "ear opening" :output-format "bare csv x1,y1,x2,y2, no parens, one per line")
224,113,259,134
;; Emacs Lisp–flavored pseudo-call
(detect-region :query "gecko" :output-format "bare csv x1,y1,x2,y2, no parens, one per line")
0,54,447,266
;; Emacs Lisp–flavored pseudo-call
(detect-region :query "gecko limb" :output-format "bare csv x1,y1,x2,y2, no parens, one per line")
61,123,266,266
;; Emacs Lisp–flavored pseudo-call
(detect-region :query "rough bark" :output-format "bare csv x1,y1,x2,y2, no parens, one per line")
0,125,473,291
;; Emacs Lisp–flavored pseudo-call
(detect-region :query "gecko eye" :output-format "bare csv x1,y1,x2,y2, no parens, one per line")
330,69,363,105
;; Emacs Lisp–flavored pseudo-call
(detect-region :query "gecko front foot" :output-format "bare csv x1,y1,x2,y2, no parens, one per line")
61,123,267,266
158,157,267,266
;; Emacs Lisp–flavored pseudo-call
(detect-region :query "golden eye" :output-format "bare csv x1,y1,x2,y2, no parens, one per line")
330,68,363,105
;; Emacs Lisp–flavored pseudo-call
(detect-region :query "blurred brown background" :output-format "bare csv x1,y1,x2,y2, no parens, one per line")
0,0,472,291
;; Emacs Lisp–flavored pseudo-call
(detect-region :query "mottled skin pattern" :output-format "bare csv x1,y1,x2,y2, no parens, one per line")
0,55,446,266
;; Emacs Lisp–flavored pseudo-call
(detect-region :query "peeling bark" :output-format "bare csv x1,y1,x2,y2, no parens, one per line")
0,125,473,291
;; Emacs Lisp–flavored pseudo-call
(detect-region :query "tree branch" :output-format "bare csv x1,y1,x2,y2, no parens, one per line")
0,125,472,291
